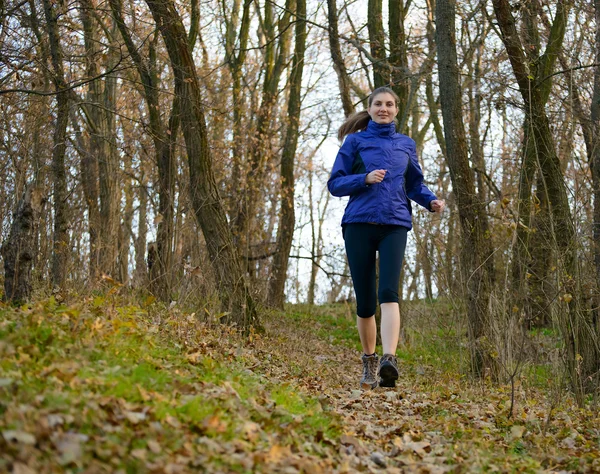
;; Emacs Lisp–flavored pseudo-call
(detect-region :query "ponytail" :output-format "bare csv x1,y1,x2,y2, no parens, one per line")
338,110,370,141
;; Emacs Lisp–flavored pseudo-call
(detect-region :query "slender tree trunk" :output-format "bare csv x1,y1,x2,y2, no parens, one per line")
134,174,149,286
436,0,495,377
99,25,120,278
389,0,409,120
592,0,600,354
368,0,388,88
327,0,355,117
78,0,101,282
110,0,178,299
268,0,306,308
232,0,292,264
493,0,598,402
145,0,259,329
225,0,251,218
43,0,70,288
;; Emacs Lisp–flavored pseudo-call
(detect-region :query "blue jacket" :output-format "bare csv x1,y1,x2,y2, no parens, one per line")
328,120,437,230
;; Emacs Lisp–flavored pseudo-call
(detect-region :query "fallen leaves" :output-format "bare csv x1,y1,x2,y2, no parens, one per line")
2,298,600,473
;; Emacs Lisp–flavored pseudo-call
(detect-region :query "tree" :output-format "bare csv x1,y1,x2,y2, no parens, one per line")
436,0,495,376
42,0,70,289
109,0,179,300
492,0,598,401
268,0,307,308
144,0,259,329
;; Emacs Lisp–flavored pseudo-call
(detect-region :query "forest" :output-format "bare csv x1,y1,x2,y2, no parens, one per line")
2,0,600,472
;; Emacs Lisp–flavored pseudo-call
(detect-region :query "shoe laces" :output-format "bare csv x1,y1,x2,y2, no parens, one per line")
362,354,378,377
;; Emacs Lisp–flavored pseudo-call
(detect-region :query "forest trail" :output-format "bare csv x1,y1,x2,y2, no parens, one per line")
0,298,598,473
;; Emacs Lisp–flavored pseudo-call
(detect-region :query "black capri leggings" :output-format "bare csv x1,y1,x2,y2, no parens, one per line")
343,223,408,318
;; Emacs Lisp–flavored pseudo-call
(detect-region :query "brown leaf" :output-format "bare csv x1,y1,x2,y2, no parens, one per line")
124,411,146,424
131,448,147,460
51,432,88,465
509,425,526,441
165,415,181,428
339,434,367,455
265,444,292,463
203,415,227,434
12,463,36,474
147,439,161,454
3,430,36,445
243,421,261,442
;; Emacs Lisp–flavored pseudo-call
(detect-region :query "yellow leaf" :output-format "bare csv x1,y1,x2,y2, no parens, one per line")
510,425,526,441
265,444,291,463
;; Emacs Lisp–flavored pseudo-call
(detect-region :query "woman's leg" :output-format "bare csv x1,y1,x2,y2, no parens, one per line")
380,302,400,355
357,315,377,354
377,226,408,354
343,224,378,354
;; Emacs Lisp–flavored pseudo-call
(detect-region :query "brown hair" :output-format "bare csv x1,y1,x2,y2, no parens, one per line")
337,87,400,141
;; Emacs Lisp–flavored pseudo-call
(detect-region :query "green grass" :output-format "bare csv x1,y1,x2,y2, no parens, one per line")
0,297,342,471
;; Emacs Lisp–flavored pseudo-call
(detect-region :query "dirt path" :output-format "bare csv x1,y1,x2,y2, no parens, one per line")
254,310,597,473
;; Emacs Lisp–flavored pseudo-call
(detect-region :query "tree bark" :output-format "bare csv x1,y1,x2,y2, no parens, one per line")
1,186,44,304
389,0,409,119
592,0,600,366
436,0,495,377
368,0,388,88
78,0,101,282
493,0,598,401
232,0,293,266
327,0,355,117
144,0,259,330
268,0,306,308
110,0,178,299
42,0,70,289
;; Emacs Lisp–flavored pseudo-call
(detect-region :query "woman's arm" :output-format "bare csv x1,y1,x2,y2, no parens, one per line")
327,135,370,197
404,141,438,211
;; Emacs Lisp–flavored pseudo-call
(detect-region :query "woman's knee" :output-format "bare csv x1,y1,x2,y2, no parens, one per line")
379,287,399,304
357,301,377,318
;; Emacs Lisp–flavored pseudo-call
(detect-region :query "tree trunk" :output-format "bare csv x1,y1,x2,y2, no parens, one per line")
493,0,599,402
232,0,292,265
327,0,355,117
134,173,149,286
1,186,44,304
78,0,101,282
110,0,178,299
436,0,495,377
368,0,388,88
99,25,121,278
42,0,70,289
389,0,409,119
144,0,259,330
268,0,306,308
592,0,600,374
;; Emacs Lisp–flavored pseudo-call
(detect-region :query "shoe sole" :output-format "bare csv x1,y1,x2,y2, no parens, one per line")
379,364,398,388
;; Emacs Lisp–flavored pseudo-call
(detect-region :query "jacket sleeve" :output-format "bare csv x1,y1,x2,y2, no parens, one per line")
327,135,369,197
405,140,437,211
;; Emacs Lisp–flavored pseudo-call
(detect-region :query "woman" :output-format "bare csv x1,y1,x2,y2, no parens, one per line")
328,87,445,389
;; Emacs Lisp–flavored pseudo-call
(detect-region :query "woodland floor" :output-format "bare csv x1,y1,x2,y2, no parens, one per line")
1,292,600,473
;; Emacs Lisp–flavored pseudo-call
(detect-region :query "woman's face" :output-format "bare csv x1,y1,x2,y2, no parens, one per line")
367,92,399,124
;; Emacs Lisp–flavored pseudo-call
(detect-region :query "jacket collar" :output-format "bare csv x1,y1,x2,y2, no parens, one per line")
366,119,396,136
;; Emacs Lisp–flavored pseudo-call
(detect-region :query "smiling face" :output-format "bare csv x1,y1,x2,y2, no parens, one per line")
367,92,399,124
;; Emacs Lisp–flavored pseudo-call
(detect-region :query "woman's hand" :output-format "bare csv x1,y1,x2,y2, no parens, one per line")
430,200,445,213
365,169,387,184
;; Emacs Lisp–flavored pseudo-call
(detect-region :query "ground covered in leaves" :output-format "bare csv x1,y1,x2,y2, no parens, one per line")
1,294,600,473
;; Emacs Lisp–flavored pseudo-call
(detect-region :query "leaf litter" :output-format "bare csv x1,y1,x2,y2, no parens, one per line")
0,298,599,472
